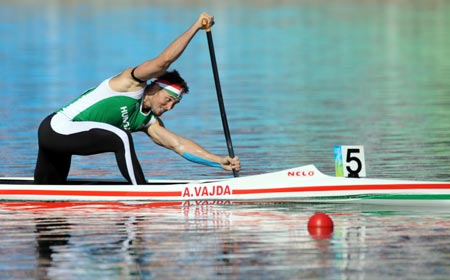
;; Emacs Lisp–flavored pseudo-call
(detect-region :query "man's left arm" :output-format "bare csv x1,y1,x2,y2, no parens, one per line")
145,121,240,171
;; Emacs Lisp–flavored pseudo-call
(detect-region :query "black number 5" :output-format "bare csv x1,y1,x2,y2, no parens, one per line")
346,149,362,178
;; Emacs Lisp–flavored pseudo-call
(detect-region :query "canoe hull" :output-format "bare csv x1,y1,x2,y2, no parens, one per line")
1,165,449,205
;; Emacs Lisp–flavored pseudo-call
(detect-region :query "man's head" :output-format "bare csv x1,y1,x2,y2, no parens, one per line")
155,70,189,99
144,70,189,116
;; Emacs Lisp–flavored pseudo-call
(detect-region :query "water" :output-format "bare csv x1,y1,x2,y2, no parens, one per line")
1,0,450,279
1,202,449,279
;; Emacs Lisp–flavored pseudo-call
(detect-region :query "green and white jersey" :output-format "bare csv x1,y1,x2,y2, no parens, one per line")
57,78,157,131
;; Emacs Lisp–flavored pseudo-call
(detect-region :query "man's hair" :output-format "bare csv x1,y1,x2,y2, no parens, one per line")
157,69,189,94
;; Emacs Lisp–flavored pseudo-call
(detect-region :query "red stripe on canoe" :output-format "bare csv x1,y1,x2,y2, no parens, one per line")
0,189,181,197
232,183,450,195
1,183,449,198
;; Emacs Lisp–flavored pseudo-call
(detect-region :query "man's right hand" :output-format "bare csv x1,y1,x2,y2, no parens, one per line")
197,12,214,30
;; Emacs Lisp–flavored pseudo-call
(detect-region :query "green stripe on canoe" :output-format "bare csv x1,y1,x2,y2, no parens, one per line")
299,194,450,201
362,194,450,200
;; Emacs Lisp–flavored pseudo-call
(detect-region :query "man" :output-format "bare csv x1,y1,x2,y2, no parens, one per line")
34,13,240,185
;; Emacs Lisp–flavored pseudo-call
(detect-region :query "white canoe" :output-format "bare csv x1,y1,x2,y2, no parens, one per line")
1,165,449,206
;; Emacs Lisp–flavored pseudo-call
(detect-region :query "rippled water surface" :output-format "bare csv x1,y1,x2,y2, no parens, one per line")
1,0,450,279
1,202,450,279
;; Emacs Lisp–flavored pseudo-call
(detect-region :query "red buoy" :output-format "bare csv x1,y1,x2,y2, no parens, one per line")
307,212,334,238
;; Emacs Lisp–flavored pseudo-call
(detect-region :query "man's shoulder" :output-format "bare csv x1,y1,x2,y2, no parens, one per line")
109,68,146,92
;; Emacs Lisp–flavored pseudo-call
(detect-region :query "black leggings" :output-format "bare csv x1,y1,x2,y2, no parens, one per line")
34,113,147,185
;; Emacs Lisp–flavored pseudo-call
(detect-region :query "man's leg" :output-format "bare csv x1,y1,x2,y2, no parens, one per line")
35,113,147,185
34,148,71,184
85,128,147,185
34,114,72,184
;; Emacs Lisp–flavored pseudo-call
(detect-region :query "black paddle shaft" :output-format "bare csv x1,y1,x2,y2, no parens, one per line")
205,29,239,177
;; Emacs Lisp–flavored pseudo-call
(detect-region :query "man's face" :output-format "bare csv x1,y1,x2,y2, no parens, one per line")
150,89,180,116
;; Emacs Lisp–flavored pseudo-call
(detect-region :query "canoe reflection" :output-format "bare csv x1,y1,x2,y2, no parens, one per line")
2,201,318,279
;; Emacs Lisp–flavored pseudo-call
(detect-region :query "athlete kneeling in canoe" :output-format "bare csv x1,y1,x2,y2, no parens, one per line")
34,13,240,185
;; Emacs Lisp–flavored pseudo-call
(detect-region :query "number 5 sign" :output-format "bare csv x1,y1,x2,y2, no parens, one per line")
334,145,366,178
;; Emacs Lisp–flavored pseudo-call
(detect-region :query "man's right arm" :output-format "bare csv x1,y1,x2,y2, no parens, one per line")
145,120,241,172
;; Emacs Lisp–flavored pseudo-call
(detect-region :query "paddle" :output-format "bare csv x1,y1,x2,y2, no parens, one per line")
203,19,239,177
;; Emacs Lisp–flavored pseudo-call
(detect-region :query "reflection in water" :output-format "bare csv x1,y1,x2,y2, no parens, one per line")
1,202,449,279
32,213,148,279
35,217,70,279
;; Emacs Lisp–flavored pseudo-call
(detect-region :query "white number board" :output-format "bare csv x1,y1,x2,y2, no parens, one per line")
334,145,366,178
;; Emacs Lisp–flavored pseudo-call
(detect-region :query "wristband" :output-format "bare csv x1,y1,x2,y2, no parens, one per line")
182,152,222,168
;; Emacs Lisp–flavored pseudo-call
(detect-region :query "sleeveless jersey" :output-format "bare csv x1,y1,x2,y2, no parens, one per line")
57,78,157,131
